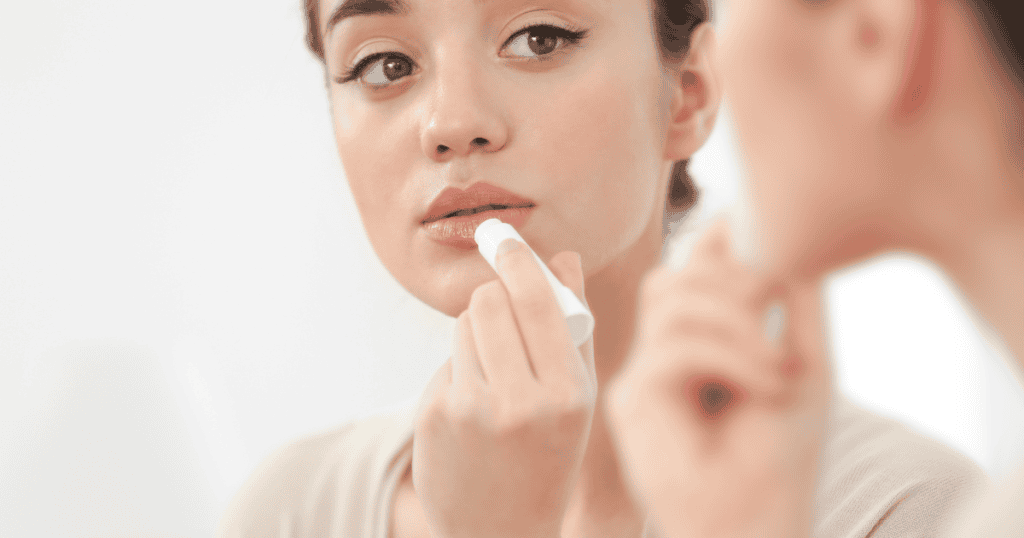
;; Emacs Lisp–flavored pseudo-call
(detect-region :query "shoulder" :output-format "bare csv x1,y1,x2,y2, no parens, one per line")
814,395,989,538
941,461,1024,538
215,409,415,538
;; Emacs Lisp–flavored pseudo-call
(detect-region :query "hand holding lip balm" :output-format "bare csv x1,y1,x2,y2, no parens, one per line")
474,218,595,348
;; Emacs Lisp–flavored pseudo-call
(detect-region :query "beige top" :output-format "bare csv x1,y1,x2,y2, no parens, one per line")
941,461,1024,538
216,395,986,538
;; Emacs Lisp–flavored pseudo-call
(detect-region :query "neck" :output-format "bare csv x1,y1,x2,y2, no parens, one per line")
911,41,1024,383
562,210,667,537
935,214,1024,382
919,0,1024,377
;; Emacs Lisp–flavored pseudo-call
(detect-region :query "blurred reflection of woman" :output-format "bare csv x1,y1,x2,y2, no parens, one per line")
609,0,1022,537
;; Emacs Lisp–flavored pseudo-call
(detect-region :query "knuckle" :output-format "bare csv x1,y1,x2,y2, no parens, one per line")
444,389,483,426
489,402,534,437
558,395,594,420
544,384,596,419
416,390,450,431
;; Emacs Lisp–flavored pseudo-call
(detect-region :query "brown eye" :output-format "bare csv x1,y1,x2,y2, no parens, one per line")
502,24,588,60
336,53,417,87
528,31,559,56
380,57,412,81
362,55,413,85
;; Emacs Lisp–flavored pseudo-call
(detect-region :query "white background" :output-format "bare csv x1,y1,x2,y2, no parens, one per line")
2,1,1023,536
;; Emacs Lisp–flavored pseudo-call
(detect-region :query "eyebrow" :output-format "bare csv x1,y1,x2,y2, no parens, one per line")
325,0,410,35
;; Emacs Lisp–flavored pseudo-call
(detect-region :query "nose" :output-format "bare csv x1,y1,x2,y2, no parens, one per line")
420,63,509,162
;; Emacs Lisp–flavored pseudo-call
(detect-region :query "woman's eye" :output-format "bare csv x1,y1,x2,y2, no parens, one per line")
336,53,415,87
502,25,587,59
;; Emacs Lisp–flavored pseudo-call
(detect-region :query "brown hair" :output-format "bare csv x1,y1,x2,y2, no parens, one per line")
971,0,1024,89
302,0,709,226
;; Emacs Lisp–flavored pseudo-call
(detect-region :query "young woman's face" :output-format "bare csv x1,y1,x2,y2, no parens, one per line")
320,0,676,316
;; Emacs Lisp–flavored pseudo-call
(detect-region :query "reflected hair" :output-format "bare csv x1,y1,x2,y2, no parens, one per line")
302,0,709,232
970,0,1023,89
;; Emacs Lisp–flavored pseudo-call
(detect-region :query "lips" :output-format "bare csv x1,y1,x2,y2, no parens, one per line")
421,183,536,249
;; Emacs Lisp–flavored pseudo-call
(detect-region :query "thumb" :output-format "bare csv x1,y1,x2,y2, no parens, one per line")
776,279,832,393
547,251,595,366
547,251,588,307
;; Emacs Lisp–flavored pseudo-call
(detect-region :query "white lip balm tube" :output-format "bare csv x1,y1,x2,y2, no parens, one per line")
475,218,595,348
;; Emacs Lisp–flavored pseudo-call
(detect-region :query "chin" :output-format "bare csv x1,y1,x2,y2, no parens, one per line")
419,268,493,318
431,294,472,319
783,221,897,280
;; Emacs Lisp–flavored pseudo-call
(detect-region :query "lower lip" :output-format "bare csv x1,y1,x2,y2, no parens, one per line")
421,206,535,250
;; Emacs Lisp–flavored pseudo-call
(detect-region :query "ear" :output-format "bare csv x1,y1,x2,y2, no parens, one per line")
664,22,722,162
833,0,939,123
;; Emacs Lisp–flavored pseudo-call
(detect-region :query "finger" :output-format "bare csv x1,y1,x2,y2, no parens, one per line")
690,217,734,263
658,263,789,349
415,358,453,427
682,252,781,315
494,239,576,383
640,263,777,353
777,279,832,386
421,358,452,403
451,311,485,388
467,279,536,384
548,251,597,378
547,251,587,307
632,336,786,398
643,287,766,350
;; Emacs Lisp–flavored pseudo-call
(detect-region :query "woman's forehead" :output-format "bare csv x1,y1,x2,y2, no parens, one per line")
320,0,637,36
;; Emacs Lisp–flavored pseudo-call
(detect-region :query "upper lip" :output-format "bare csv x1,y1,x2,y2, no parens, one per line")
421,183,536,224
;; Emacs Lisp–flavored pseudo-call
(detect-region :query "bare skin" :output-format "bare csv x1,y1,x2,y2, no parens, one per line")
607,0,1024,537
314,0,722,534
392,191,668,538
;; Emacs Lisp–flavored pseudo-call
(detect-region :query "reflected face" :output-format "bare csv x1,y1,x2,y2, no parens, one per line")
319,0,676,316
719,0,889,277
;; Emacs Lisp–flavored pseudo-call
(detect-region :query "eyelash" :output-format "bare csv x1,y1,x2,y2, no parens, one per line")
334,23,589,85
500,23,589,54
336,51,410,84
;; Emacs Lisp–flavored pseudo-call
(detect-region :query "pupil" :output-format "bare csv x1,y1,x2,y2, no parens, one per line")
383,58,410,81
528,33,559,55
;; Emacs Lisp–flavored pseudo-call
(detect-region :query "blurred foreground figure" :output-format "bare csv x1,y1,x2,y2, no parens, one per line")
608,0,1024,537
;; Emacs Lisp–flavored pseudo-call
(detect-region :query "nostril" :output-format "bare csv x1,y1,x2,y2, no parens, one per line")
437,144,450,154
471,137,489,147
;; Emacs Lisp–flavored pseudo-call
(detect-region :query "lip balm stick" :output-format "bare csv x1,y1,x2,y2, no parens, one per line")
475,218,595,348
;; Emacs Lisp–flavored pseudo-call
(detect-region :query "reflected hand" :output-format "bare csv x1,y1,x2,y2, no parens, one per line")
606,221,832,538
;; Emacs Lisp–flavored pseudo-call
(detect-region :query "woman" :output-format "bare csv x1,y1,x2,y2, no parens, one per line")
608,0,1023,537
217,0,985,537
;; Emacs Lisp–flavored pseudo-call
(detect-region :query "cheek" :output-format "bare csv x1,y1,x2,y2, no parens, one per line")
520,60,666,262
330,94,419,253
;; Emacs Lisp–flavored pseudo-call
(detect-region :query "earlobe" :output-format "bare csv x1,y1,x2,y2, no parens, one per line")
833,0,928,125
664,23,723,162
